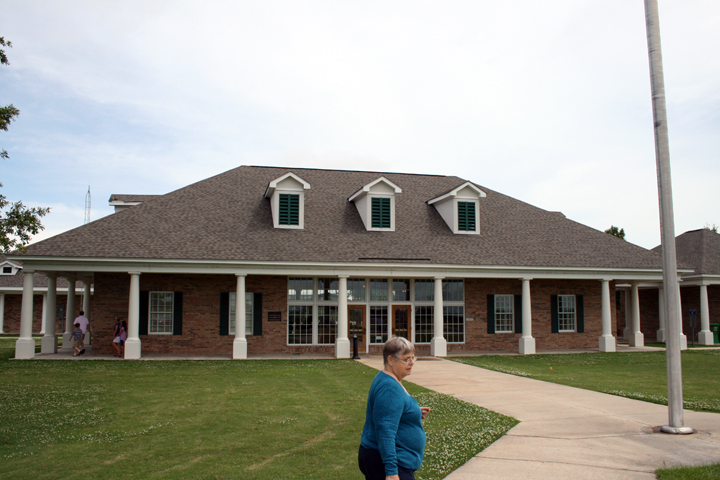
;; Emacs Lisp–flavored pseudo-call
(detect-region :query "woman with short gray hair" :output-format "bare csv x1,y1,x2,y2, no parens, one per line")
359,336,430,480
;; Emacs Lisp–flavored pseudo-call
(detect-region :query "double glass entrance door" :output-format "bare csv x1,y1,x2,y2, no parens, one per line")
348,305,411,351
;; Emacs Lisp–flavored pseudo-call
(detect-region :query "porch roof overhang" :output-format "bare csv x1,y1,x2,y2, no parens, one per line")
676,274,720,286
9,254,671,282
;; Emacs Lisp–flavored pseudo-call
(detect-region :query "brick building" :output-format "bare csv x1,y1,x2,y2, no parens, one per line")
9,166,674,359
625,229,720,345
0,257,85,336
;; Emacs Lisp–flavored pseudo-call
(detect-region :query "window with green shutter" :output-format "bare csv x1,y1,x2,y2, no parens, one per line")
371,197,391,228
279,194,299,225
458,201,476,231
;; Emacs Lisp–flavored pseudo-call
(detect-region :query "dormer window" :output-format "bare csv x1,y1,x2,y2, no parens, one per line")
457,201,476,232
264,172,311,229
427,182,486,235
371,197,391,228
0,261,19,275
278,193,300,226
348,177,402,232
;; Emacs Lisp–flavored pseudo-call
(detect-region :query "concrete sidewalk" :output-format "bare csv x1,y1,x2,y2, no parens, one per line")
359,357,720,479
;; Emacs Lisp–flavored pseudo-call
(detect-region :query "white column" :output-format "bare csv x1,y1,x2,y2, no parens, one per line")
335,275,350,358
63,277,76,348
15,270,36,359
677,282,688,350
125,272,142,359
657,286,666,342
83,282,91,345
233,274,248,359
41,274,58,354
430,276,447,357
698,283,714,345
519,278,535,354
40,294,47,334
599,279,616,352
0,293,5,334
629,283,644,346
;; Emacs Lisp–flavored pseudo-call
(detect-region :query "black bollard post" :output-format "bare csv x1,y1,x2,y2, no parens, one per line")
352,334,360,360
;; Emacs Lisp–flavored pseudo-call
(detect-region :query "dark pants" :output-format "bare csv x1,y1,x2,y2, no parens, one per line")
358,445,416,480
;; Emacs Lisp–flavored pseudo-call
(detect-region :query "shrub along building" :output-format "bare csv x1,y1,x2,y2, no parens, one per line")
10,166,678,359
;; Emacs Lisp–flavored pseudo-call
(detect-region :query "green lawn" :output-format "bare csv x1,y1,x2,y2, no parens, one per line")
656,463,720,479
452,349,720,413
0,339,516,480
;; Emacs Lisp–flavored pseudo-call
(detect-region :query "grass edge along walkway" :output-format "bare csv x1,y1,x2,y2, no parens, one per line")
451,349,720,414
656,462,720,479
0,339,517,480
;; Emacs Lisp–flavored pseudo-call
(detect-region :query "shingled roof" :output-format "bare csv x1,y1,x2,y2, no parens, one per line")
654,229,720,275
20,166,663,269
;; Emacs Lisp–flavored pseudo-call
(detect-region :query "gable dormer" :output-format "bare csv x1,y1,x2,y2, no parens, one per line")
264,172,311,229
348,177,402,232
0,259,21,275
427,182,486,235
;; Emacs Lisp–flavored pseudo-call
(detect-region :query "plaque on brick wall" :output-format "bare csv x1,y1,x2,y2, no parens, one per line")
268,311,281,322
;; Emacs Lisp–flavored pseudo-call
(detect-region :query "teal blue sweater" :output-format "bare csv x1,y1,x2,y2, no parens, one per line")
360,371,426,475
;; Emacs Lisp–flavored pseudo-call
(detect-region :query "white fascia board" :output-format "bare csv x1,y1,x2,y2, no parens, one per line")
13,255,667,281
427,182,486,205
264,172,311,198
0,286,79,295
678,274,720,286
108,201,143,207
348,176,402,202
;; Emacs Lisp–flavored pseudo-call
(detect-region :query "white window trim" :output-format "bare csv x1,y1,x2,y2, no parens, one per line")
494,294,515,333
413,279,465,344
367,195,396,232
271,191,305,229
149,291,174,335
455,199,479,235
558,294,577,333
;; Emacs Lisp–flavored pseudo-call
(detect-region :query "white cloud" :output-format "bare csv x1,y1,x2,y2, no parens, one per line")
1,0,718,250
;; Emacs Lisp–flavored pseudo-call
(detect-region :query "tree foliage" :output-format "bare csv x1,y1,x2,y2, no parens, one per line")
604,225,626,240
1,37,20,160
0,36,49,252
705,223,719,233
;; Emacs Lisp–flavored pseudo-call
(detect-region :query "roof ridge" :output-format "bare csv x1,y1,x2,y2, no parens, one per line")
245,164,453,179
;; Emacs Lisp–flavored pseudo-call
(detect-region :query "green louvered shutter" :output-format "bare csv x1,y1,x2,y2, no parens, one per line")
219,292,229,336
172,292,183,336
253,293,263,336
371,197,391,228
487,295,495,334
458,201,476,231
514,294,523,334
576,295,584,333
139,291,149,336
279,194,299,225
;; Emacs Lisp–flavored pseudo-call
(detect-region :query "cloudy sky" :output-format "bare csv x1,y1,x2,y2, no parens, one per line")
1,0,718,250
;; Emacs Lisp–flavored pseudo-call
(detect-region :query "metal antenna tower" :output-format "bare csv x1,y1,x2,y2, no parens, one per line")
84,186,91,224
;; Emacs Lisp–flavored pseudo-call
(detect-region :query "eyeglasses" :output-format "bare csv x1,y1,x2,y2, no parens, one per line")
394,355,416,364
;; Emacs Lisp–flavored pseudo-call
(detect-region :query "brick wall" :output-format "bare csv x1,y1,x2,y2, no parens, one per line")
444,278,614,352
631,285,720,343
2,293,82,334
89,273,615,356
91,273,337,356
637,289,660,340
